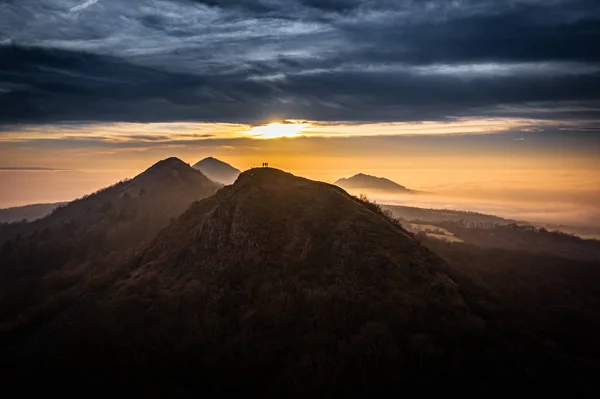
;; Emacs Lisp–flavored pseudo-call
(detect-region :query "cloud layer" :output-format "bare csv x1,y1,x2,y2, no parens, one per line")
1,0,599,125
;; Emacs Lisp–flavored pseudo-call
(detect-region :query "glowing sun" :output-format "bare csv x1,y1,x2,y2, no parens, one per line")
248,121,310,139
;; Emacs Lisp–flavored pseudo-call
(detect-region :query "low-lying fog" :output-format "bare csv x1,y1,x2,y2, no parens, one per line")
2,167,598,238
346,190,600,238
329,168,600,238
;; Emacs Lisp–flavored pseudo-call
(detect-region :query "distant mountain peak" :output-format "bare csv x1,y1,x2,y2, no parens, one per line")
123,157,216,199
144,157,189,172
192,156,241,185
334,173,412,193
0,157,221,268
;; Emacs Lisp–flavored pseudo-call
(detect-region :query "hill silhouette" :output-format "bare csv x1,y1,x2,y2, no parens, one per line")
192,156,240,184
382,204,516,225
0,158,220,326
0,157,220,251
2,168,597,396
0,202,66,223
335,173,415,193
3,167,490,396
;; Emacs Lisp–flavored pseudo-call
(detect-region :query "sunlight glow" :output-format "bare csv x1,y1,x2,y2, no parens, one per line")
248,121,310,139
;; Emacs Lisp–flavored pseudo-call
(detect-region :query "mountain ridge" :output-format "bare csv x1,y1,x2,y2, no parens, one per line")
0,157,221,289
0,202,66,223
5,167,485,395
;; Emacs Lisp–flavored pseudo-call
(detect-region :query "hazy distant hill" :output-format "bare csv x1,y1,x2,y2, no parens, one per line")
382,205,600,261
335,173,416,193
436,221,600,261
0,202,65,223
192,156,240,184
0,157,220,287
382,204,516,225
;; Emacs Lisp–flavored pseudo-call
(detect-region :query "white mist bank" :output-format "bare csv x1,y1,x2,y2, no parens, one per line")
324,167,600,237
346,190,600,238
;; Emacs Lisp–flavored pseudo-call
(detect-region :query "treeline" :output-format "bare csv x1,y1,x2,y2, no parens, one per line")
353,195,412,235
436,220,600,260
382,204,514,225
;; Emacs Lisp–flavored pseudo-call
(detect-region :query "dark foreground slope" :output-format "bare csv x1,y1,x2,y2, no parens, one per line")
3,169,594,396
425,238,600,355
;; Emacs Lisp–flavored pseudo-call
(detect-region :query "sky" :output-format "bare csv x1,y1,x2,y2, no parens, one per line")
0,1,599,228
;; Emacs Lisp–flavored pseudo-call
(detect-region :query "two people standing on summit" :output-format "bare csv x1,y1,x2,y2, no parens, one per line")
262,162,269,167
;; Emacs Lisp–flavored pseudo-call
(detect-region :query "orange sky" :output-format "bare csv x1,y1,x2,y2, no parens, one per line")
1,119,598,230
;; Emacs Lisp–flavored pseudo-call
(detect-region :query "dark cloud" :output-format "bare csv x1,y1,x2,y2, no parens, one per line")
299,0,367,12
343,6,600,65
189,0,278,13
0,0,599,125
3,127,598,160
